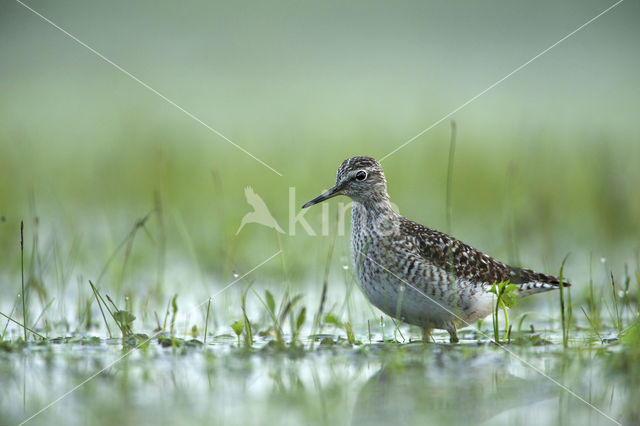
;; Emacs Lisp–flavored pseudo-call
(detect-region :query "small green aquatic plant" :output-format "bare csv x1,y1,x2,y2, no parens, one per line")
169,294,178,336
290,306,306,346
322,313,360,345
89,280,137,339
231,320,244,346
203,298,212,344
112,309,136,336
254,288,308,348
240,288,253,347
489,280,518,343
557,256,570,348
253,289,285,345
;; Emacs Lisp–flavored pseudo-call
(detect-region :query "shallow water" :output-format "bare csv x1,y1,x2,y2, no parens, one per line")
1,328,636,426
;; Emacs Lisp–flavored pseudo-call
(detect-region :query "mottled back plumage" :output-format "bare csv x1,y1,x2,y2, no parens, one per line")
302,155,570,342
401,219,565,293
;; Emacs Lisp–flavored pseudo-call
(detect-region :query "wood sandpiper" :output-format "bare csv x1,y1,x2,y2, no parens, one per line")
302,156,569,343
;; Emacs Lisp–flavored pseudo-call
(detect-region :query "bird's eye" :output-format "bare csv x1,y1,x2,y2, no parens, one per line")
355,170,367,181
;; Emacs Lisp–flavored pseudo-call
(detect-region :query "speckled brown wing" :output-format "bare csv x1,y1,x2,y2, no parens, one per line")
399,218,570,289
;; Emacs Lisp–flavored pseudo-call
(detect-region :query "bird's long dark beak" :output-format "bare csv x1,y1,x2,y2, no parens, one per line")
301,183,343,208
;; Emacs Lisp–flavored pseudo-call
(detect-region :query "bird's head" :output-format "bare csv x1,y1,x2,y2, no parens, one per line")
302,156,388,208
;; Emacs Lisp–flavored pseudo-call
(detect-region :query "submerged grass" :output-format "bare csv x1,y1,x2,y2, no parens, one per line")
0,310,45,340
20,220,26,342
0,209,638,425
89,280,112,338
558,256,569,348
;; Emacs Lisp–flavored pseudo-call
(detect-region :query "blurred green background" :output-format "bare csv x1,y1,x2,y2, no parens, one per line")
0,0,638,318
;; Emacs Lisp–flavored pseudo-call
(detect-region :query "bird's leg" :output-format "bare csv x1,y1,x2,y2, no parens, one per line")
421,327,433,343
446,325,459,344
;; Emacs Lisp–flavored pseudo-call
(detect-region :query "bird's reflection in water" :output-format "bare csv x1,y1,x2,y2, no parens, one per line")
351,355,556,426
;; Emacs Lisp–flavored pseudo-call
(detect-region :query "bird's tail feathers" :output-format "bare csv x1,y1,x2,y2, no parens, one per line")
517,280,570,297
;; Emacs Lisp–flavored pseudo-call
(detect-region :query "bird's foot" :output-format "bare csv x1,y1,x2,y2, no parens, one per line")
447,327,459,344
421,327,433,343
